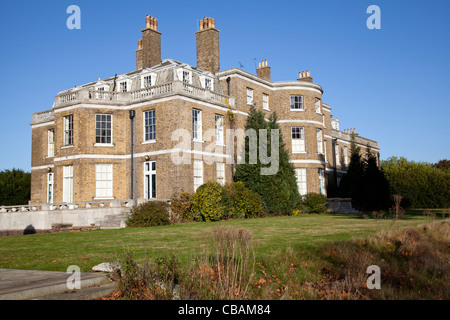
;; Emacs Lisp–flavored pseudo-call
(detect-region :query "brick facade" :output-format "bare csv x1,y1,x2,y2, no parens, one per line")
29,15,379,205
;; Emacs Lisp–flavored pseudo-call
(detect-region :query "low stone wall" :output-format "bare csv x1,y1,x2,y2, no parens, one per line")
326,198,359,213
0,200,134,235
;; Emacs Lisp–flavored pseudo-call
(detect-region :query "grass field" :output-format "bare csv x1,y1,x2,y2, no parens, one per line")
0,209,441,273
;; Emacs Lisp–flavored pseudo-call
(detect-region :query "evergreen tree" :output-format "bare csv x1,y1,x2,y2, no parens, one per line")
0,169,31,206
234,107,300,215
338,137,364,206
338,136,390,211
362,153,390,211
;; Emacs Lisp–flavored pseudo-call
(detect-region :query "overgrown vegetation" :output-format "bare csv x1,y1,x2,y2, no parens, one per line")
106,218,450,300
110,226,255,300
318,219,450,299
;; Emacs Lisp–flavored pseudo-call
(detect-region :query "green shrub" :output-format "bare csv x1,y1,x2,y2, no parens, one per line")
191,182,231,222
225,181,264,219
301,193,327,214
126,201,171,227
171,192,194,222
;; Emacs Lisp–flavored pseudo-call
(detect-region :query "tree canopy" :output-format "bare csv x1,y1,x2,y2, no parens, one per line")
0,169,31,206
234,107,300,215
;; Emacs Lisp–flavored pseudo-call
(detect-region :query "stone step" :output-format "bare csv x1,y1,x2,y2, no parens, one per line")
0,269,112,300
33,283,116,300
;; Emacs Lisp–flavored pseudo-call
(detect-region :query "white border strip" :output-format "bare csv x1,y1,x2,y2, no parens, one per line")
289,160,326,165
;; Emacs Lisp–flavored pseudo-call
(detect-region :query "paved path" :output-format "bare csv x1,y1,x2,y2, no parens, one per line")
0,269,114,300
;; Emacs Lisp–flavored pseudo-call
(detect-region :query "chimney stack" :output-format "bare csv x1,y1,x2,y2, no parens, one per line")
136,15,162,70
256,59,271,81
297,70,313,83
196,17,220,74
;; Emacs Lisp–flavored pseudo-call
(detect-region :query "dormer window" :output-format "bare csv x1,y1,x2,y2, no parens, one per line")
141,72,157,88
119,81,128,92
205,78,212,90
143,75,152,88
183,70,191,83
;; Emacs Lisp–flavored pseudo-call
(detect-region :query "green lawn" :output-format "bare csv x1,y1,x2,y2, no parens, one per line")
0,210,441,272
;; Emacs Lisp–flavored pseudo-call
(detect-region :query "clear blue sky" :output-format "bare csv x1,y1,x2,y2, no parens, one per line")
0,0,449,171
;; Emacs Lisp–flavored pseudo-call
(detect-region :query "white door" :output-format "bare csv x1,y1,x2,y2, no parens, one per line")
47,173,54,204
144,161,156,199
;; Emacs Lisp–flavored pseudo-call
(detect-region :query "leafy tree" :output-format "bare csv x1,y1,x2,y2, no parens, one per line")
234,107,300,215
0,169,31,206
433,159,450,172
382,157,450,208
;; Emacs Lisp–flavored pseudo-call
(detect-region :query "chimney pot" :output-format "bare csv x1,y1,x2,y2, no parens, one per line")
137,14,162,70
196,17,220,74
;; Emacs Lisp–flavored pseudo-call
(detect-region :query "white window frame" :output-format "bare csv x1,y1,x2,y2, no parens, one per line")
290,95,304,111
291,127,305,153
246,88,254,105
95,164,113,199
182,70,192,84
48,129,55,157
63,115,73,146
315,98,321,114
193,159,203,192
317,128,323,154
144,110,156,142
215,114,224,145
95,114,113,146
144,161,157,199
324,140,328,163
263,93,269,110
63,165,73,203
344,146,348,166
119,81,128,92
319,169,325,195
216,162,225,186
140,72,157,88
201,76,214,91
295,168,307,196
47,173,54,204
192,109,202,141
335,144,340,166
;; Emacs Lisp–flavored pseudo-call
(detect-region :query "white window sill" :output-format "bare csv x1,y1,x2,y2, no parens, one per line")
142,140,157,145
61,145,73,149
292,151,307,154
94,197,115,200
46,156,54,159
290,109,305,112
193,139,205,143
94,143,114,147
215,143,226,147
263,108,270,111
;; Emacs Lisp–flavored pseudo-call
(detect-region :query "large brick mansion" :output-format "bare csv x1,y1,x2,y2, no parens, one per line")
30,15,379,205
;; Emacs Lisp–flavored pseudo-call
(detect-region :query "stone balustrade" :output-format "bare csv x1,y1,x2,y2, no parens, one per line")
0,199,134,214
51,81,235,109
